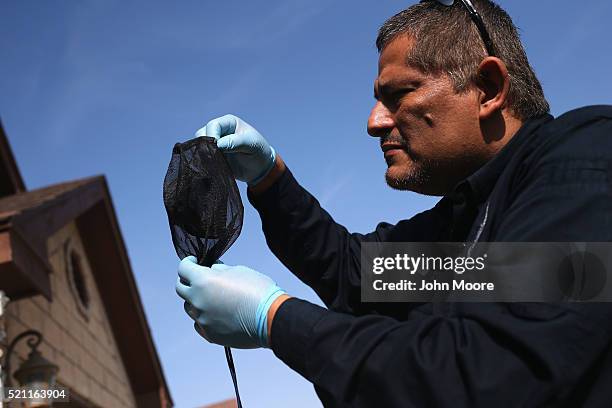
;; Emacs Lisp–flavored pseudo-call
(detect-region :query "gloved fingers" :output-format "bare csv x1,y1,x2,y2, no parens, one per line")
234,116,252,134
178,256,200,283
175,276,191,300
211,263,232,272
203,114,239,139
194,323,233,347
217,132,260,153
184,301,200,320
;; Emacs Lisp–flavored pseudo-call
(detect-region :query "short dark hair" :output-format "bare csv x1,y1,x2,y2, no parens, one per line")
376,0,550,120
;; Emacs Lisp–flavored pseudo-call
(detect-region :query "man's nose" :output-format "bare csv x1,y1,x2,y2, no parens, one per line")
367,101,395,138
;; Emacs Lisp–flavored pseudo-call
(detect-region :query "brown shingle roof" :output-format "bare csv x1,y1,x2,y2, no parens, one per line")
0,176,99,223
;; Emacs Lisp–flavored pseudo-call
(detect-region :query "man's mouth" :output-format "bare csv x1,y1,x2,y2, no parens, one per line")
381,143,405,154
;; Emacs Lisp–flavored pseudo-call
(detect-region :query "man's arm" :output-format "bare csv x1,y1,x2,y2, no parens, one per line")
268,298,612,407
248,159,449,315
248,161,379,313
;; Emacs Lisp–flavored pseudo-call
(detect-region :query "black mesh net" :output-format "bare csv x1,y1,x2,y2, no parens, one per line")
163,135,245,407
163,136,243,267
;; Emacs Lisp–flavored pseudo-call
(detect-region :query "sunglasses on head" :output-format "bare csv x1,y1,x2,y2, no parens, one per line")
423,0,496,57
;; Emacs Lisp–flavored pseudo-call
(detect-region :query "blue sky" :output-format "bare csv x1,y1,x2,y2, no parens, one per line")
1,1,611,407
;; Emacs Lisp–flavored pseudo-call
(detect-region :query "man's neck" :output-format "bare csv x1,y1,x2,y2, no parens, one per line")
482,110,524,160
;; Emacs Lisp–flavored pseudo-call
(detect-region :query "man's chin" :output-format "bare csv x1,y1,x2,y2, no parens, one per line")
385,166,421,190
385,173,414,191
385,168,440,196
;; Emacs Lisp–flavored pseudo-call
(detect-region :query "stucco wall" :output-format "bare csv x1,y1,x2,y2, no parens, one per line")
5,221,137,408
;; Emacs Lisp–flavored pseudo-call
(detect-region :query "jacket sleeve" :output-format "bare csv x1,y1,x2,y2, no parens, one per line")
269,112,612,407
247,167,448,315
271,298,612,407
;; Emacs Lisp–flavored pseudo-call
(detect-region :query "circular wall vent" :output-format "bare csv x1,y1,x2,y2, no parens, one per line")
64,240,90,320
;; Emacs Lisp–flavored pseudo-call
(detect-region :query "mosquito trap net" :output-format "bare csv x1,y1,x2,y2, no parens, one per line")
163,135,244,407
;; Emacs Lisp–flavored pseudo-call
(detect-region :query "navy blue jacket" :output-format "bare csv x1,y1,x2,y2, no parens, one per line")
248,106,612,407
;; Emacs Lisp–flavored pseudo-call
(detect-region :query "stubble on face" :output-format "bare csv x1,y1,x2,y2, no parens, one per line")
381,135,437,191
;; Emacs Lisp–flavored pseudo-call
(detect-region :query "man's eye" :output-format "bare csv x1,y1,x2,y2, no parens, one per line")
384,88,412,101
395,88,415,98
383,89,414,107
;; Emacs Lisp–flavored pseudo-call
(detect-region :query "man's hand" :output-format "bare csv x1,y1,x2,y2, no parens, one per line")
175,256,287,349
196,114,276,186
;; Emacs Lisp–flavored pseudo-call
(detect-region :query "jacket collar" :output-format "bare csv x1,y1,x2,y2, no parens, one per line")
453,114,554,205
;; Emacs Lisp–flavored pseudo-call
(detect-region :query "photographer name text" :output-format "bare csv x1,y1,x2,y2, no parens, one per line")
373,279,495,292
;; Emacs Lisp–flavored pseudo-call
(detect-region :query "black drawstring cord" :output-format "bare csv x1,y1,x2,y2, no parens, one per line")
225,346,243,408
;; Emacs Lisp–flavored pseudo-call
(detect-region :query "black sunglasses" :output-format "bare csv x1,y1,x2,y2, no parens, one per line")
424,0,496,57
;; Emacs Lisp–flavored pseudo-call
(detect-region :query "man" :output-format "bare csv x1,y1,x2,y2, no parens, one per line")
175,1,612,406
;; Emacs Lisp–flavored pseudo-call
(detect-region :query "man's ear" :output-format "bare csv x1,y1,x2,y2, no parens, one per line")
475,57,510,120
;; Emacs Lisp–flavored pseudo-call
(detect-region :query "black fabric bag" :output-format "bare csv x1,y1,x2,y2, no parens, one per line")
163,136,243,267
163,136,244,407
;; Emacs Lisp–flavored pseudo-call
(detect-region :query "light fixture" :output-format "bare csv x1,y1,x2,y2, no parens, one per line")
4,330,59,407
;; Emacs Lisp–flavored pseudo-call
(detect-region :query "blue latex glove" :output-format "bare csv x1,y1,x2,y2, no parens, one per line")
175,256,286,349
195,114,276,185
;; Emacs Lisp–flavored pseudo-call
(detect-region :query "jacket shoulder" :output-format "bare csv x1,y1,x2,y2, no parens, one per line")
551,105,612,129
534,105,612,161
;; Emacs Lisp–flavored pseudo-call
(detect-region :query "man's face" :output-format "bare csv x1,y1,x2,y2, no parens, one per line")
368,35,490,196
